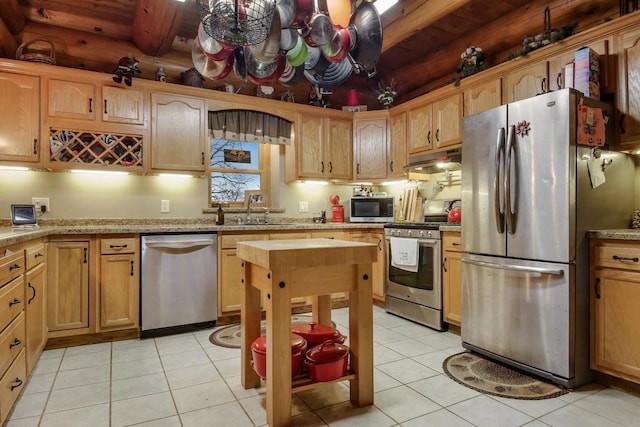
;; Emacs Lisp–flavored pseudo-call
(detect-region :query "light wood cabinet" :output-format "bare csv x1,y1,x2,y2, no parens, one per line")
617,27,640,148
48,79,97,120
292,114,353,181
346,231,385,302
0,349,26,425
47,241,90,333
389,112,408,178
353,113,388,180
102,86,145,125
24,242,46,375
503,61,549,103
0,72,40,164
464,78,502,116
407,102,433,154
98,236,139,330
151,92,206,173
591,240,640,384
433,93,462,149
442,231,462,327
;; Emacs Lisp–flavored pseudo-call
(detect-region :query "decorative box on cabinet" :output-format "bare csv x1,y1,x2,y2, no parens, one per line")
0,71,40,164
591,240,640,384
442,231,462,327
353,112,389,180
24,242,46,374
98,236,139,331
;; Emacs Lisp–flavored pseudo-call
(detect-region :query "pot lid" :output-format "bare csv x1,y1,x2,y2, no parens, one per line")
348,1,382,76
278,62,305,86
306,340,349,363
251,333,307,353
304,56,352,87
191,40,234,80
291,321,345,342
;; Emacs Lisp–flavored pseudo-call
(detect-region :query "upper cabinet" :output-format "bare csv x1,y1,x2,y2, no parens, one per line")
102,86,145,125
503,61,549,103
353,112,388,180
617,27,640,148
407,102,432,154
0,72,40,164
408,93,462,155
150,92,207,174
48,79,96,120
389,112,408,178
464,78,502,116
287,113,353,181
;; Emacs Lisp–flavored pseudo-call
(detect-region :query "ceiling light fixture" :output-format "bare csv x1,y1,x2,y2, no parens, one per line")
0,165,29,171
373,0,399,15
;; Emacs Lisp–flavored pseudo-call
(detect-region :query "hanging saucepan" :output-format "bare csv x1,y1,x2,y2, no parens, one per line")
233,46,247,80
291,0,314,28
245,47,287,85
249,6,281,63
191,38,234,80
197,21,235,61
278,61,306,86
277,0,297,28
285,33,308,67
301,0,333,47
321,24,351,63
280,28,299,51
304,56,352,87
347,0,382,76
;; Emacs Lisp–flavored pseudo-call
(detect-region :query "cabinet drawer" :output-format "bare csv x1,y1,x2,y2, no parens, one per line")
220,234,268,249
594,245,640,271
443,234,462,252
101,238,136,254
0,278,24,330
25,243,45,270
0,349,26,425
0,252,24,287
0,312,25,376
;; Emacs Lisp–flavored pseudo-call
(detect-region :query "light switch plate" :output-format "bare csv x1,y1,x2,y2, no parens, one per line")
160,199,170,213
298,201,309,213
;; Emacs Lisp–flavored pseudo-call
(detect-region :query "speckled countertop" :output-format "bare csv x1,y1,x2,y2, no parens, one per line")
587,229,640,240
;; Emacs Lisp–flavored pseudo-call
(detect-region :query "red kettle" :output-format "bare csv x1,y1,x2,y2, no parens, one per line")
447,199,461,223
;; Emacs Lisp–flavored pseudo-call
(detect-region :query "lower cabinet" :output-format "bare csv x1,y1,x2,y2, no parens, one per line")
442,231,462,327
98,236,139,331
591,239,640,384
346,231,386,303
25,261,46,374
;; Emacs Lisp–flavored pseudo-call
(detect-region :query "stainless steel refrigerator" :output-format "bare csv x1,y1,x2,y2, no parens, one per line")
461,89,634,387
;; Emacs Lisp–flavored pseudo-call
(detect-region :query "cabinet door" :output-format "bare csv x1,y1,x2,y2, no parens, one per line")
354,118,388,179
592,268,640,382
99,254,138,330
389,112,408,178
407,103,432,154
48,79,96,120
443,250,462,326
297,114,325,178
25,263,46,374
548,50,576,92
0,72,40,163
47,241,90,332
504,61,549,103
102,86,145,125
151,92,206,173
370,232,386,302
433,93,462,149
219,249,243,315
618,28,640,148
464,78,502,116
326,118,353,180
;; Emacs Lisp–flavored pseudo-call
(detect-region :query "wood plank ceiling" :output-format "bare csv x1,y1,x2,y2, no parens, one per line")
0,0,621,110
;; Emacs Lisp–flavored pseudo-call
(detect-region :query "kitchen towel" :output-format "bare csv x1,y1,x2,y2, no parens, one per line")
390,237,419,272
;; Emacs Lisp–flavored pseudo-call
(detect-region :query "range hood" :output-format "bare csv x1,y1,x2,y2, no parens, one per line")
404,148,462,173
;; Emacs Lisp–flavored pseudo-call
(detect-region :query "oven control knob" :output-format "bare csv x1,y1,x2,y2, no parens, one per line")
427,231,432,238
407,230,412,237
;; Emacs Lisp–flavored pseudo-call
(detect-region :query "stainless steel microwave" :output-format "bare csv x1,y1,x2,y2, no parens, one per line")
349,196,395,223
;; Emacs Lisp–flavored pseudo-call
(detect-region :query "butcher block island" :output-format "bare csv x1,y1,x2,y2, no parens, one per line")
237,238,377,427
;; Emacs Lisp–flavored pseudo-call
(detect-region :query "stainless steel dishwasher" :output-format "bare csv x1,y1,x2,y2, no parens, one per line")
141,233,217,337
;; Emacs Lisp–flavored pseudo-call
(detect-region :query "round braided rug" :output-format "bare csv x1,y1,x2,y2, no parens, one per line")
443,352,568,400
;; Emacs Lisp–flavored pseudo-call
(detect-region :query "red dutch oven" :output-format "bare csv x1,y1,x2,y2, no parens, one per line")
251,333,307,378
291,321,346,347
304,340,349,382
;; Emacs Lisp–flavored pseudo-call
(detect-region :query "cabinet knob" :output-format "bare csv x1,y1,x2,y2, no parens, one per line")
9,338,21,349
9,263,21,271
8,298,21,307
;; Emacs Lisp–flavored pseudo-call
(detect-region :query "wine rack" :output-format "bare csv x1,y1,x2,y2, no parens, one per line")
49,128,143,167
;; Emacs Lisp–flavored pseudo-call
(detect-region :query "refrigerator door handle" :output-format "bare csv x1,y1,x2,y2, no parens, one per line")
494,127,506,234
462,257,565,276
505,124,517,234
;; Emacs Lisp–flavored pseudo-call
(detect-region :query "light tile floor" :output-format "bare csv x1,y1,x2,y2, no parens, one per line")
7,306,640,427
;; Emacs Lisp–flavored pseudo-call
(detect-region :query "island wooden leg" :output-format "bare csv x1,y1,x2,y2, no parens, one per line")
241,262,261,389
265,270,293,427
310,295,332,325
349,263,374,406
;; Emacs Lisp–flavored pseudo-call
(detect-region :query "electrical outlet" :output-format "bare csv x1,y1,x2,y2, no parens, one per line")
32,197,50,213
160,199,170,213
298,201,309,213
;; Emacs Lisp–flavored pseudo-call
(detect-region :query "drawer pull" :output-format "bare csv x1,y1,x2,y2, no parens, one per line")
9,338,21,349
28,282,36,304
9,263,21,271
10,378,23,391
612,255,639,262
34,252,44,258
595,277,601,299
8,298,21,307
109,244,128,249
452,242,461,246
130,260,134,276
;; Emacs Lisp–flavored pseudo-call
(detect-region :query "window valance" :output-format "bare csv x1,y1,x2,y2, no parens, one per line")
208,110,292,145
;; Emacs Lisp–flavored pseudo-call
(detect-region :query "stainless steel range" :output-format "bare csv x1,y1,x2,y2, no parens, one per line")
384,205,453,331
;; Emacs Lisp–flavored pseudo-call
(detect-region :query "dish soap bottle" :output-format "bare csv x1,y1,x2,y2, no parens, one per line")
216,206,224,225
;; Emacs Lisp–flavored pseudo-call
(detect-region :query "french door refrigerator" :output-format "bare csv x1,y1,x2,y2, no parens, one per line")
461,89,634,387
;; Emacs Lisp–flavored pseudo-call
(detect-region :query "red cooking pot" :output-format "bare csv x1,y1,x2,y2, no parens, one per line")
251,333,307,378
291,321,346,347
447,207,462,223
304,340,349,382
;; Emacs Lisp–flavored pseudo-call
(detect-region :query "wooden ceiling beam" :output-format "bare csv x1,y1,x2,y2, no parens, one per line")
0,0,25,34
0,18,18,58
131,0,186,56
381,0,471,53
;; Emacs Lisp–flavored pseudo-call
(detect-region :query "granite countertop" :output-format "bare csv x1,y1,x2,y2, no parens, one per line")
587,229,640,240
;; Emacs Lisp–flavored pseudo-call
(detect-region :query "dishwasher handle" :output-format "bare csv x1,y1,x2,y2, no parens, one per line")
144,239,215,250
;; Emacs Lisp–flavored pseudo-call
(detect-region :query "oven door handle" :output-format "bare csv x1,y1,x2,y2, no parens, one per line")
461,257,564,276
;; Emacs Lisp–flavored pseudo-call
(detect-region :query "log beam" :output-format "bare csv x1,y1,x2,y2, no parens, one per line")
132,0,186,56
0,0,25,34
0,18,18,58
381,0,471,53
